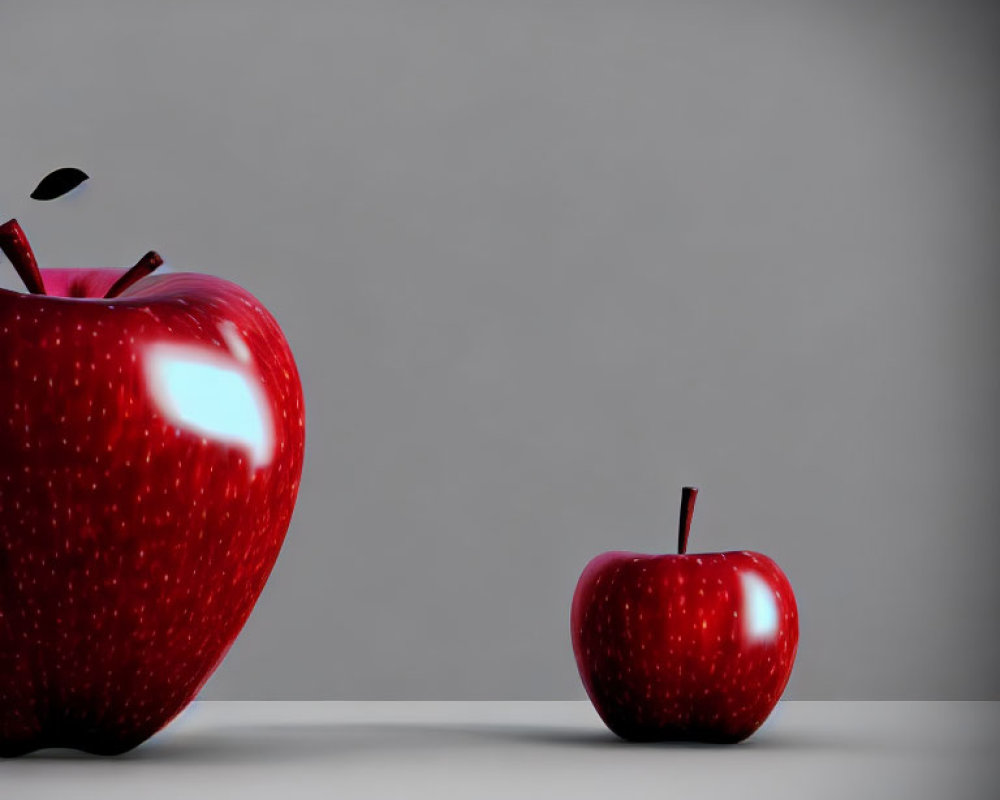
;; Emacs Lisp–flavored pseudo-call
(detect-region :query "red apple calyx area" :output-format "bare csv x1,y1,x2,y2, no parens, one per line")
0,218,162,299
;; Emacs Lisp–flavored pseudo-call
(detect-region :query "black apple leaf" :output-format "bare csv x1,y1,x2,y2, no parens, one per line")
30,167,89,200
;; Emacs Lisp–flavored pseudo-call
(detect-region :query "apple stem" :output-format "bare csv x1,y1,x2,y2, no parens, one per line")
104,251,164,298
677,486,698,555
0,219,47,294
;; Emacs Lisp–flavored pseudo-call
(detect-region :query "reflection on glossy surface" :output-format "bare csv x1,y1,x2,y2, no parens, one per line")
144,331,274,468
741,571,778,641
219,319,252,365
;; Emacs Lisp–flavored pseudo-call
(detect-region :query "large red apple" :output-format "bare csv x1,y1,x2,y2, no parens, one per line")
571,487,798,742
0,219,305,755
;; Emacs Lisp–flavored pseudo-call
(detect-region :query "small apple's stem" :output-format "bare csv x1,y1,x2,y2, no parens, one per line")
0,219,46,295
104,251,163,298
677,486,698,555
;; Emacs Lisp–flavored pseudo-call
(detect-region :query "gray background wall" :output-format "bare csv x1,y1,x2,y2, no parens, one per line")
0,0,997,700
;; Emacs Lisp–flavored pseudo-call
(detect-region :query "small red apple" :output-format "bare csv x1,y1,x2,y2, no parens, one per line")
0,218,304,755
571,487,798,742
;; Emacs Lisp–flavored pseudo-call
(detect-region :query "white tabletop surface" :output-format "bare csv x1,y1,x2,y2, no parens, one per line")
1,701,997,799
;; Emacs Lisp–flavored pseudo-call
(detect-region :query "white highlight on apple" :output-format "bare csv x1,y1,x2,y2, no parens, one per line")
740,571,779,640
144,328,274,468
219,320,252,365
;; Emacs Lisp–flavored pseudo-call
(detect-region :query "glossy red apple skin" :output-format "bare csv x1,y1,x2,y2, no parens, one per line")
0,267,304,756
572,548,798,743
